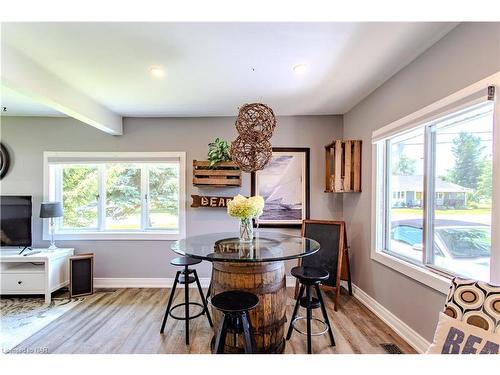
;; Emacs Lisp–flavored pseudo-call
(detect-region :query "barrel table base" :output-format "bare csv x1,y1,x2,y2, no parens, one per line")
210,261,287,354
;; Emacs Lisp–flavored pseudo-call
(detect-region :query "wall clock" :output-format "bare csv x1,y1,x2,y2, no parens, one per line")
0,142,11,179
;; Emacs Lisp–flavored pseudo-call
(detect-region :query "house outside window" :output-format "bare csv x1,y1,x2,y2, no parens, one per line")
372,86,499,291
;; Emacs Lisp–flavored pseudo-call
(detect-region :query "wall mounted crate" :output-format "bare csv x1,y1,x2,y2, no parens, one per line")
193,160,241,187
325,140,362,193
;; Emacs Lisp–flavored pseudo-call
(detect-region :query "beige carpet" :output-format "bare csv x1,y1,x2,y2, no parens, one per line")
1,291,84,353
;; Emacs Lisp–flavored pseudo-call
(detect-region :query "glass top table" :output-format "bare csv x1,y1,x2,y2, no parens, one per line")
171,231,320,262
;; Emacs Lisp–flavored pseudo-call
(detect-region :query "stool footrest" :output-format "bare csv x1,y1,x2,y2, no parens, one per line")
169,302,206,320
290,316,329,336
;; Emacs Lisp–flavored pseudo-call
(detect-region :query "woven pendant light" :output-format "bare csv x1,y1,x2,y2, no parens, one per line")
231,103,276,172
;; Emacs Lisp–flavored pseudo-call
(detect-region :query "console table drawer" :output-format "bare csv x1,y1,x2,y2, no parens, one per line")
1,273,45,292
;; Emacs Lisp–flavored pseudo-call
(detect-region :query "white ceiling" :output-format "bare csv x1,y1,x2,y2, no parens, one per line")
1,22,457,117
1,85,63,116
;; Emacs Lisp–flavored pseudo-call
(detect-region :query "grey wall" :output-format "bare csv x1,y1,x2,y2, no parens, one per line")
343,22,500,341
0,115,343,278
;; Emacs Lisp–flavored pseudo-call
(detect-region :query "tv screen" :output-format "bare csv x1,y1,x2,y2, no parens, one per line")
0,196,32,247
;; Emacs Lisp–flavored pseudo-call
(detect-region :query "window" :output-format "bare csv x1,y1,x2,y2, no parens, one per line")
373,87,499,289
44,152,186,240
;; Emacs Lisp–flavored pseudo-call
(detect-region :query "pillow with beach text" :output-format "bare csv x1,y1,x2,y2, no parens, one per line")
427,312,500,354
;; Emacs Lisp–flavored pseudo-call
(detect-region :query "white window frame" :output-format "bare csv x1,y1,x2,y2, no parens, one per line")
43,151,186,241
371,73,500,293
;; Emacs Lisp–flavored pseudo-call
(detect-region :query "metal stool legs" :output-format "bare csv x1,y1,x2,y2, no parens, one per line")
214,312,254,354
184,266,190,345
160,266,213,345
193,269,213,326
315,284,335,346
160,270,180,334
287,284,304,339
286,283,336,354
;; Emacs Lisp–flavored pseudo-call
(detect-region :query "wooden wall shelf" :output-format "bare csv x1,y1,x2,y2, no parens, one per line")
325,140,362,193
193,160,241,187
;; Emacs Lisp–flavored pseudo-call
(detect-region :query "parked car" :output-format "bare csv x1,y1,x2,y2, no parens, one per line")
390,219,490,281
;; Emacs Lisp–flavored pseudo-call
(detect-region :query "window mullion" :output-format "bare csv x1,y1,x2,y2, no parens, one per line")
490,87,500,284
141,164,150,230
55,166,63,231
98,164,106,231
423,125,436,266
384,139,392,251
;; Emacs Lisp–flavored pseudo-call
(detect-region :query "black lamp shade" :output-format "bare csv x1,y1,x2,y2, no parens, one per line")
40,202,63,218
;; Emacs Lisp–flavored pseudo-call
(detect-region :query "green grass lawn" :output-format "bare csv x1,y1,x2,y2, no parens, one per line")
106,212,178,230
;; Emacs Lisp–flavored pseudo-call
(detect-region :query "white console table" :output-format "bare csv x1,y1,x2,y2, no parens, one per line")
0,248,74,304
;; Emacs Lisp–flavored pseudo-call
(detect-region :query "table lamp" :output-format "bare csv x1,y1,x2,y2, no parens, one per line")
40,202,63,250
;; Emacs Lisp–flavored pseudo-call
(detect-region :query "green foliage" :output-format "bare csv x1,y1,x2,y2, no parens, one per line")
477,159,492,202
148,166,179,215
208,137,231,167
62,164,179,228
106,165,141,219
447,132,485,191
392,153,416,176
62,166,99,228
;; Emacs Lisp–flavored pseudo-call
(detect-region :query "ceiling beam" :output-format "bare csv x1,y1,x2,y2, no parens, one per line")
1,44,123,135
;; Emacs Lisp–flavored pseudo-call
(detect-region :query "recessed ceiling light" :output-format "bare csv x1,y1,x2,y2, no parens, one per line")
150,67,165,78
293,64,308,74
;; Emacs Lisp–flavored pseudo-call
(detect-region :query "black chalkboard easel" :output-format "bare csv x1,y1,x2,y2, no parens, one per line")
296,220,352,311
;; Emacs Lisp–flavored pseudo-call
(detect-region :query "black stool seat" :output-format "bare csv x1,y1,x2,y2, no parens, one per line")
211,291,259,313
291,265,329,283
212,290,259,354
170,256,201,267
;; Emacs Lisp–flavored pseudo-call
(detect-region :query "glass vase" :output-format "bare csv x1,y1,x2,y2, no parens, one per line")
239,218,254,243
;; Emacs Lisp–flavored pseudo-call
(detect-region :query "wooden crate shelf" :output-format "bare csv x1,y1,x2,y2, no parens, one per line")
193,160,241,187
325,140,362,193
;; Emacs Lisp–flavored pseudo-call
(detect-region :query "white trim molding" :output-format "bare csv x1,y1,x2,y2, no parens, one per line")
350,283,431,353
94,277,298,289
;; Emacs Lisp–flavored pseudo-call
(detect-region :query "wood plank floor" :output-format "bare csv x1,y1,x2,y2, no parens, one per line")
11,288,416,354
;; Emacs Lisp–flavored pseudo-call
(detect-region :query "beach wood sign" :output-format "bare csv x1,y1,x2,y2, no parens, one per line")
191,195,233,208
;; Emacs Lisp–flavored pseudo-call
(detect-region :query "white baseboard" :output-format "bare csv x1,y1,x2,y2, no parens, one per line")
94,277,211,288
350,283,430,353
94,276,298,289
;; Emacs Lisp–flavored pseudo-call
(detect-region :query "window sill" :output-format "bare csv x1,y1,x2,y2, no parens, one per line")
43,231,184,241
371,249,451,294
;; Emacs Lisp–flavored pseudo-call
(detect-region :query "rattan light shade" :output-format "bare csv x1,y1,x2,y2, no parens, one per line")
230,135,272,173
235,103,276,140
231,102,276,172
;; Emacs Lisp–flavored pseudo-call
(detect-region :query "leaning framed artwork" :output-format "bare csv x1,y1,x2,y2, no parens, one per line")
251,147,310,228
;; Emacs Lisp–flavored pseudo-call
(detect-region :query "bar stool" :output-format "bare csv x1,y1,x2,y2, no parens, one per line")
160,256,213,345
286,265,336,354
211,290,259,354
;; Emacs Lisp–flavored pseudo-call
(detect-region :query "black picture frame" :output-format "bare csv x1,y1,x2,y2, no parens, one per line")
0,143,11,179
251,147,310,228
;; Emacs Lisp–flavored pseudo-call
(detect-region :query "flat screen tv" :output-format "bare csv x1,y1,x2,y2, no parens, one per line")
0,195,32,248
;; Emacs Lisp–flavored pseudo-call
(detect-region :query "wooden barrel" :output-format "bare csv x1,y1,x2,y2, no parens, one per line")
210,261,287,353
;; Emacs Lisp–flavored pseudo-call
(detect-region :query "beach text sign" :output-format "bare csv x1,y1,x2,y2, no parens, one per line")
191,195,233,208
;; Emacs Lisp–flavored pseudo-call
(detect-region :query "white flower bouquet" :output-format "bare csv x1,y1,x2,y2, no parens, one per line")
227,194,264,242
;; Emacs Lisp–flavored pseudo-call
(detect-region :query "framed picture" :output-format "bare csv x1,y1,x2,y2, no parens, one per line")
251,147,310,228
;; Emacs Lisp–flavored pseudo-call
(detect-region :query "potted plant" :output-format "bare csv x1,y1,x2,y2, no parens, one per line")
207,138,231,167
